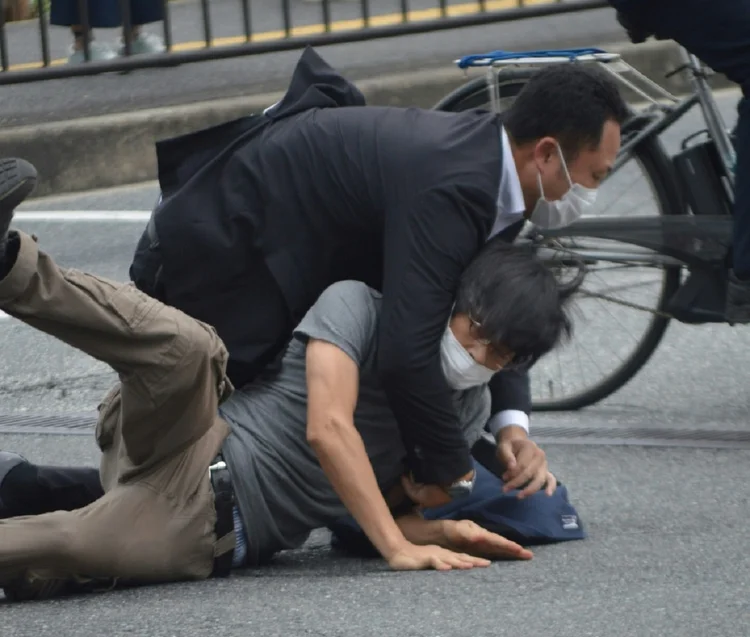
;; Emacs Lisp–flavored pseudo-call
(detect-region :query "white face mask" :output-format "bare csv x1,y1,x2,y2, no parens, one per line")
529,144,598,229
440,325,497,390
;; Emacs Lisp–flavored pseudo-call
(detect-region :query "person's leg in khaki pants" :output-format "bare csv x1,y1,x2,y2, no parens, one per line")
0,225,235,600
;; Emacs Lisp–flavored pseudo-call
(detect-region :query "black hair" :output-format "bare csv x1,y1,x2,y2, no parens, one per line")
453,238,572,364
503,62,630,160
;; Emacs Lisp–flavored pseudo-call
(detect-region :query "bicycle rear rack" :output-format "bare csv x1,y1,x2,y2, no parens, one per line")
454,47,680,113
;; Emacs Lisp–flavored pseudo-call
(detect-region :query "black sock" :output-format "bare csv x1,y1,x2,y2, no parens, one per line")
733,269,750,283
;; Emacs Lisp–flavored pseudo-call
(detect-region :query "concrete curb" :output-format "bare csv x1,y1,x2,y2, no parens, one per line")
2,38,736,198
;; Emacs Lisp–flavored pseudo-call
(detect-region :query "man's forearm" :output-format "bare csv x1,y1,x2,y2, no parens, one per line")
395,513,453,549
309,415,408,561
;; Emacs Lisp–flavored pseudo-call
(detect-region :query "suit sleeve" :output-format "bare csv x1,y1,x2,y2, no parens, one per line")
486,371,532,435
377,186,494,486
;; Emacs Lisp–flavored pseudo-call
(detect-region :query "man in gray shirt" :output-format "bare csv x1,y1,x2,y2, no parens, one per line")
220,279,490,566
0,158,570,600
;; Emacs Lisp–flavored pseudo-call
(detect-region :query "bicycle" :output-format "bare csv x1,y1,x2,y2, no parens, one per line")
433,46,739,412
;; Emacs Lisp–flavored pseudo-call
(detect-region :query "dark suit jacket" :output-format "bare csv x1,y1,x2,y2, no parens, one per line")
134,46,530,485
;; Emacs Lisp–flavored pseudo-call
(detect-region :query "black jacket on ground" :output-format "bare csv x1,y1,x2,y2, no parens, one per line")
130,46,530,485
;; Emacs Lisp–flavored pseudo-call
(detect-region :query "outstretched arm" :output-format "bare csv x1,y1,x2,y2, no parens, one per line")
306,338,409,561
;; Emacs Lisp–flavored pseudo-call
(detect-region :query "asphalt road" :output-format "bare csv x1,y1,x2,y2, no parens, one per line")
1,89,749,632
0,4,626,126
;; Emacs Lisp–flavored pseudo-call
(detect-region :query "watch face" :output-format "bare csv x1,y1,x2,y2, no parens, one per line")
448,483,472,499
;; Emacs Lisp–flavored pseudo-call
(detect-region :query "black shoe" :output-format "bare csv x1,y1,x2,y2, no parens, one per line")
726,270,750,325
0,451,27,518
0,158,37,238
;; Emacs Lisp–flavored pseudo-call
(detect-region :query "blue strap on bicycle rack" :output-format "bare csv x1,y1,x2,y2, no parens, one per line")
456,47,608,69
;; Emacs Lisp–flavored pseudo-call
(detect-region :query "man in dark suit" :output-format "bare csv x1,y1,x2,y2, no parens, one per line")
129,46,627,502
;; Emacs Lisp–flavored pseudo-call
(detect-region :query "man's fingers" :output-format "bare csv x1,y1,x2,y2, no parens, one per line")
518,470,548,499
512,546,534,560
497,441,517,477
498,541,534,560
392,542,495,572
431,558,453,572
503,448,546,489
456,552,491,568
502,461,539,492
518,465,551,499
435,549,491,570
451,523,534,560
545,472,557,496
471,532,533,560
431,556,459,571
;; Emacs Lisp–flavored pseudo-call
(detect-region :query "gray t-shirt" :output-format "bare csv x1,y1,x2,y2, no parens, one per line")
219,281,490,565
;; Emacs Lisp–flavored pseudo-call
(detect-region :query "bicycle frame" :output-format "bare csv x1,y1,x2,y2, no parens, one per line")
535,214,731,270
683,50,737,190
613,50,736,198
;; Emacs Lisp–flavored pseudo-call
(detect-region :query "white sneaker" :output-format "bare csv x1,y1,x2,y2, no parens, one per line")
67,41,118,64
120,32,166,56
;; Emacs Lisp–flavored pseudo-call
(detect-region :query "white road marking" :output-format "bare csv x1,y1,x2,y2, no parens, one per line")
15,210,151,222
1,210,151,319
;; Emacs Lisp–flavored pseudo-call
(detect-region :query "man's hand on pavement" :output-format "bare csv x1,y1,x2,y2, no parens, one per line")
386,540,491,571
443,520,534,561
496,426,556,499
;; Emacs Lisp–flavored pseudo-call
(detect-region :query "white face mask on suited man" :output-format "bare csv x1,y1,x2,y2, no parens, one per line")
529,142,598,229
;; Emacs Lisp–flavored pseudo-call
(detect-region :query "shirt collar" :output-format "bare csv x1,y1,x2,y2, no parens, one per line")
489,126,526,238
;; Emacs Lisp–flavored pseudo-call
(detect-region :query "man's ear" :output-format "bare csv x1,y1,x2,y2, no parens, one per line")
533,137,559,168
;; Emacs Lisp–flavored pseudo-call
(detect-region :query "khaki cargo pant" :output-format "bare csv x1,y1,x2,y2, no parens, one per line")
0,231,235,589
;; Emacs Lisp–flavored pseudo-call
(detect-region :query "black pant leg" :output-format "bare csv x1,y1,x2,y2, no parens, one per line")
0,462,103,518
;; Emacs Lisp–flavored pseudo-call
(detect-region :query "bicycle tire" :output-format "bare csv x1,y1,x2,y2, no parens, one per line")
434,69,685,411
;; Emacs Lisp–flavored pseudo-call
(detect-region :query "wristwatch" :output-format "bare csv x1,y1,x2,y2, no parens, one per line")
446,471,476,500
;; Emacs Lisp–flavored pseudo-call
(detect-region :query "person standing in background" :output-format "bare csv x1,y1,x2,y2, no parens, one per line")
50,0,166,64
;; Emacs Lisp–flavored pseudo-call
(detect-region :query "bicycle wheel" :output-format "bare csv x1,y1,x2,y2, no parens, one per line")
434,69,684,411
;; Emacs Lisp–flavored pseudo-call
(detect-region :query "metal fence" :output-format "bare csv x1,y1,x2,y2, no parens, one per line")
0,0,609,84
